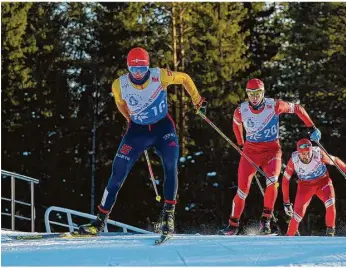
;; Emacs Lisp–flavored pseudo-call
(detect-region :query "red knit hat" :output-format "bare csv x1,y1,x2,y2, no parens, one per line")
127,47,149,67
297,138,312,153
246,78,264,91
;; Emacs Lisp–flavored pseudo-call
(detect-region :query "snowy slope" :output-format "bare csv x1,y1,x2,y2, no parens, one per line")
1,231,346,266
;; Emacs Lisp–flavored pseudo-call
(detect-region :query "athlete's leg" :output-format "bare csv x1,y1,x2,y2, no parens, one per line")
154,115,179,203
218,154,257,235
99,123,152,213
231,154,257,221
316,178,336,229
153,115,179,235
261,151,282,218
287,182,315,236
79,123,153,234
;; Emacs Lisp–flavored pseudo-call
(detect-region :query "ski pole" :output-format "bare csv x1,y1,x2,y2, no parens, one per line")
315,141,346,179
198,111,276,185
144,150,161,202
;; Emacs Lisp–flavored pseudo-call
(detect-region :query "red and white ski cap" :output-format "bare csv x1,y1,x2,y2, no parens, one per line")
297,138,312,153
246,78,264,91
127,47,149,67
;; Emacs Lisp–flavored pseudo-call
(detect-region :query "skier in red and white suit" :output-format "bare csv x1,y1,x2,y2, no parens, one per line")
219,78,320,235
282,139,346,236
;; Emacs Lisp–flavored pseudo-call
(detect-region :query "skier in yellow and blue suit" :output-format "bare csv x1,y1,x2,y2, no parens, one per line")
79,47,206,237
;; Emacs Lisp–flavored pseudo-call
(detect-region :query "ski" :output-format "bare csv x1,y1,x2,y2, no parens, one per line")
6,232,97,240
245,233,279,236
266,233,280,236
154,235,172,245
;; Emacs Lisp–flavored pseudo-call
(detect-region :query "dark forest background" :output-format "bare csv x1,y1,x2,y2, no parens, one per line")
2,2,346,236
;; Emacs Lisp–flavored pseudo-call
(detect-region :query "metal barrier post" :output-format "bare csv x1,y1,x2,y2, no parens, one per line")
11,176,15,231
67,213,74,233
2,170,39,232
31,181,35,232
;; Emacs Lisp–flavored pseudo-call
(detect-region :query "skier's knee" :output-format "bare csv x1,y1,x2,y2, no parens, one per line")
266,176,278,187
236,188,248,200
292,211,303,223
164,160,178,173
324,198,335,209
107,178,123,195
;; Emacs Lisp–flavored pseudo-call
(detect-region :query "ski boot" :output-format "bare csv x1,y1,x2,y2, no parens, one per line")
78,211,109,235
259,216,271,235
218,217,239,235
270,219,281,235
155,203,175,244
326,227,335,237
161,203,175,236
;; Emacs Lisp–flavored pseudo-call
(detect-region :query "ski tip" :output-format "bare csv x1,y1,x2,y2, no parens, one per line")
6,231,98,241
62,232,98,239
6,233,62,240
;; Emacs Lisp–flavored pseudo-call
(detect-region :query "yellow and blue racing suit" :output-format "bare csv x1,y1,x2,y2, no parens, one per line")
98,68,202,213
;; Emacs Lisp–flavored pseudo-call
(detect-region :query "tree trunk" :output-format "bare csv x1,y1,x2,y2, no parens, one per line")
172,3,179,137
179,6,186,155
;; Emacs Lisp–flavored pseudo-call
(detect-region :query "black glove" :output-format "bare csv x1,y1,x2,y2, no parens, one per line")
283,202,293,217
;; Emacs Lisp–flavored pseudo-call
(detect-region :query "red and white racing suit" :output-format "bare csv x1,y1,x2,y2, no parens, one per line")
231,98,314,224
283,147,346,236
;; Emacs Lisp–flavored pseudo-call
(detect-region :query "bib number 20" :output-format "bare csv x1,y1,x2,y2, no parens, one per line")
264,124,278,138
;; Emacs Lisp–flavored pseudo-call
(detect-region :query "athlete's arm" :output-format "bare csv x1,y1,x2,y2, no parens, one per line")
321,151,346,172
275,100,314,127
282,158,295,203
232,107,244,147
112,79,130,121
160,69,202,106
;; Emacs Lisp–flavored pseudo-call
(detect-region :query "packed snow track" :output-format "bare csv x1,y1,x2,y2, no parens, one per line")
1,231,346,266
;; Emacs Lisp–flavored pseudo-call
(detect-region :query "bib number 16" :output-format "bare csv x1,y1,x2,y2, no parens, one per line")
151,100,166,116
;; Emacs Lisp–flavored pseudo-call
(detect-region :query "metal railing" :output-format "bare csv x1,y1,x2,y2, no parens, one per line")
44,206,153,234
1,170,40,232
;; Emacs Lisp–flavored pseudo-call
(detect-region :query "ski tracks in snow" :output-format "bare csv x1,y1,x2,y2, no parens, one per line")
2,232,346,266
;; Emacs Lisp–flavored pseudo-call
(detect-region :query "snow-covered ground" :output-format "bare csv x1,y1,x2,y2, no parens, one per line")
1,230,346,266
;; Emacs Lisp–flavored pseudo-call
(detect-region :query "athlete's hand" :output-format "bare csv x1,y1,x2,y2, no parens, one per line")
195,97,207,115
283,203,293,217
310,127,321,142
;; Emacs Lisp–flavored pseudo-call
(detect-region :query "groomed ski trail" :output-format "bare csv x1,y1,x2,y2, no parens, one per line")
2,231,346,266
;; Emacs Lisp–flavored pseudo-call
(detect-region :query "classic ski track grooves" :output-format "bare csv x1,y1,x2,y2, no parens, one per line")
176,249,188,266
2,232,346,266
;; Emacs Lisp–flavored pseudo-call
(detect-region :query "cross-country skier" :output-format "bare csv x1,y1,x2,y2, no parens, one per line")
79,47,206,237
282,138,346,236
219,78,321,235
